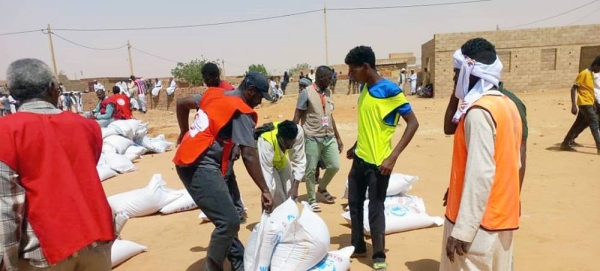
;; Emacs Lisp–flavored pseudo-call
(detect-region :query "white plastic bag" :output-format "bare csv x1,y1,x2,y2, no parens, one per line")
104,135,134,154
109,119,142,140
342,173,419,199
344,194,426,211
270,201,330,271
123,153,140,162
111,239,147,267
341,204,444,235
102,153,137,173
198,211,210,223
107,174,183,217
159,189,197,214
244,198,300,271
134,123,148,143
125,145,147,156
97,165,118,182
308,246,354,271
101,127,119,139
114,211,129,238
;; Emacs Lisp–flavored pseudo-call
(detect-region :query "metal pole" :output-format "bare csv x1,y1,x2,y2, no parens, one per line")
127,40,134,75
324,4,329,65
222,59,226,80
47,24,58,75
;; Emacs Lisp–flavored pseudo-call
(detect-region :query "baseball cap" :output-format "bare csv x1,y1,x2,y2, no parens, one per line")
241,71,272,101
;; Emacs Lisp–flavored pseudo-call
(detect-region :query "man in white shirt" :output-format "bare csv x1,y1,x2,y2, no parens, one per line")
166,77,176,111
93,80,105,93
308,69,316,83
151,78,163,110
409,70,417,95
255,120,306,207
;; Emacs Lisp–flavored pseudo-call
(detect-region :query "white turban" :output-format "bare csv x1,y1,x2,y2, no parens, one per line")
452,49,503,123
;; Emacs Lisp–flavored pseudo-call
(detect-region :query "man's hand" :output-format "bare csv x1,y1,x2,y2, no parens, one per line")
261,191,274,213
571,105,578,115
337,138,344,154
287,180,300,201
231,145,241,161
443,188,449,207
346,146,355,160
378,155,397,175
446,236,471,263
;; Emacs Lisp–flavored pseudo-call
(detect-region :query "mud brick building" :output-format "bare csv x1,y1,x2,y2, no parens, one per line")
422,24,600,97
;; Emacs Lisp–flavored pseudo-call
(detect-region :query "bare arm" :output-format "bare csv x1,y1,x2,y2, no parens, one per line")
519,139,527,191
331,115,344,152
391,112,419,159
176,96,198,145
240,145,270,194
293,108,305,125
444,95,460,135
570,85,578,115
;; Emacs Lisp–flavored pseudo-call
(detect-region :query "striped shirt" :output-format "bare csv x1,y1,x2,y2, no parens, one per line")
135,79,146,95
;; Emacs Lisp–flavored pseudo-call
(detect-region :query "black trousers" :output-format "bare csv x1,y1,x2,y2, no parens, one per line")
176,166,244,271
563,105,600,149
347,156,389,263
224,160,245,220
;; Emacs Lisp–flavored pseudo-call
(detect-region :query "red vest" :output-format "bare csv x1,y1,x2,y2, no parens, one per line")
99,97,114,115
0,111,115,265
173,89,257,174
108,94,132,120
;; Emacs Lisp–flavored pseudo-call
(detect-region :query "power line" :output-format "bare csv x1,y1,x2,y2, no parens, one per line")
131,47,181,63
36,0,491,33
50,32,128,50
52,9,321,32
0,29,43,36
328,0,491,11
568,5,600,25
503,0,600,29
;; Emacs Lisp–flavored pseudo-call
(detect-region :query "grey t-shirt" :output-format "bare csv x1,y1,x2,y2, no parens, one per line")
296,89,309,110
192,89,255,170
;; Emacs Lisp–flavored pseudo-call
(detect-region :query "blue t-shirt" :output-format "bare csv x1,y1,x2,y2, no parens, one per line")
360,78,413,125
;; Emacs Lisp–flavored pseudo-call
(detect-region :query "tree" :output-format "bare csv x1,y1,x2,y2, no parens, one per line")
289,63,311,76
247,64,269,77
171,59,220,86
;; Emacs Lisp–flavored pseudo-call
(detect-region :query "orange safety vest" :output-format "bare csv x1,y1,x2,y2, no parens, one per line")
172,89,257,175
446,94,522,231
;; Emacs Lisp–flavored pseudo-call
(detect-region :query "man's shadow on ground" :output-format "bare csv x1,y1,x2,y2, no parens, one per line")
405,259,440,271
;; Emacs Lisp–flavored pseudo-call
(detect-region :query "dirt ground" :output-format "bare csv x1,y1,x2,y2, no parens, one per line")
103,88,600,271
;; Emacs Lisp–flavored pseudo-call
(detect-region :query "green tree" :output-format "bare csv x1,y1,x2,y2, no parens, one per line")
171,59,220,86
247,64,269,77
288,63,311,76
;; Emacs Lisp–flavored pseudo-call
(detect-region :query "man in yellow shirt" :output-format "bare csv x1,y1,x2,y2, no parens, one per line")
561,56,600,154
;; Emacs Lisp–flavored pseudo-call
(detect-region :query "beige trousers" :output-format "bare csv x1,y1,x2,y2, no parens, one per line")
18,242,112,271
440,219,514,271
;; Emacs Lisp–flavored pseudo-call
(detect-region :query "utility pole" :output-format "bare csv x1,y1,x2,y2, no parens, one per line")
222,59,226,80
127,40,134,76
496,24,500,31
46,24,58,75
323,3,329,65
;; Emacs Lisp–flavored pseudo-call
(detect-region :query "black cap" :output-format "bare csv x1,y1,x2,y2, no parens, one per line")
241,71,272,101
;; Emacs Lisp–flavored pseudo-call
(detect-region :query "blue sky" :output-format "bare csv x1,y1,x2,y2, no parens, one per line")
0,0,598,79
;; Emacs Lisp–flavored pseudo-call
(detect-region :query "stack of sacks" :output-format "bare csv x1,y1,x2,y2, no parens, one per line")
308,246,355,271
198,194,247,223
341,173,444,235
244,199,330,271
97,120,174,182
159,189,198,215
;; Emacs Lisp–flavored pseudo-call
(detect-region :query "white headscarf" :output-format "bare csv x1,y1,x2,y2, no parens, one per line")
452,49,503,123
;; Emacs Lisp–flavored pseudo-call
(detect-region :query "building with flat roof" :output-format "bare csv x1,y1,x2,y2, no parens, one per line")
421,24,600,97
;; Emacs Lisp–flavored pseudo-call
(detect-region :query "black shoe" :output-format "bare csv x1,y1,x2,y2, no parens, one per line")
569,141,584,147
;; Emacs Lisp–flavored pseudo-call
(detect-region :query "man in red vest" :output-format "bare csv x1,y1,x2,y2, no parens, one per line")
0,58,114,270
108,85,132,119
441,39,522,271
176,62,247,222
173,71,273,271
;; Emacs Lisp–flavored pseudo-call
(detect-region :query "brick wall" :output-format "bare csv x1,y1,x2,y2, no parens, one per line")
423,24,600,97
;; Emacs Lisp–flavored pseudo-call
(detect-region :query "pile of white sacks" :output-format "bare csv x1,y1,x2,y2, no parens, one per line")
107,174,202,267
244,199,354,271
97,119,174,182
341,173,444,235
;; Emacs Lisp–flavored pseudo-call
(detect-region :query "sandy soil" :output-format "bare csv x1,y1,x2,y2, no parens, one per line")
103,89,600,271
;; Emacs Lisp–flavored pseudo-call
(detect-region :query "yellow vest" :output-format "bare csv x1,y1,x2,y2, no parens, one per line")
355,85,406,166
259,122,288,170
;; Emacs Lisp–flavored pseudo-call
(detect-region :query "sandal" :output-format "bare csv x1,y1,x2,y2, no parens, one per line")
310,203,322,212
373,262,388,271
318,189,335,204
